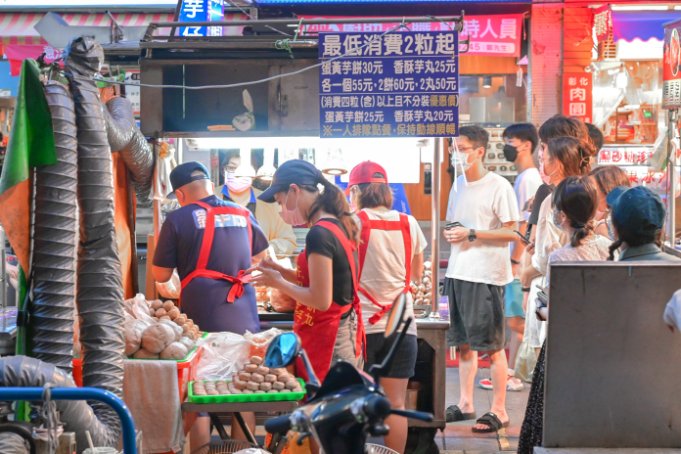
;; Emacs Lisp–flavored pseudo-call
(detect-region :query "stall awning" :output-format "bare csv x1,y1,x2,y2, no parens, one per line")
0,12,174,75
612,11,681,42
0,11,174,52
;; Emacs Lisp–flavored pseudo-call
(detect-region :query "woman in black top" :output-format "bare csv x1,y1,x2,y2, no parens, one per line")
253,160,364,382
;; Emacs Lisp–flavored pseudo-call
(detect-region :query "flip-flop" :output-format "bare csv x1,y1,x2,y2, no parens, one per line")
445,405,476,423
471,412,509,433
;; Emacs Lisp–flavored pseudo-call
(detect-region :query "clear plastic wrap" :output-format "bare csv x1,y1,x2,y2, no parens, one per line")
195,332,250,381
155,270,181,300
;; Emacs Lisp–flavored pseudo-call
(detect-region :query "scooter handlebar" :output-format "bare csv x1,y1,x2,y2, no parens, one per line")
363,394,391,420
265,414,292,434
390,408,434,422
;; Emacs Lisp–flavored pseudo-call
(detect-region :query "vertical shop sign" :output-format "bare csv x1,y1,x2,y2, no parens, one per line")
124,70,141,118
562,73,592,124
663,19,681,109
318,31,459,138
179,0,223,37
593,6,612,42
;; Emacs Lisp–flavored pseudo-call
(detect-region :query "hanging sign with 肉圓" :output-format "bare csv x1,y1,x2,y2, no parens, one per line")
319,31,459,138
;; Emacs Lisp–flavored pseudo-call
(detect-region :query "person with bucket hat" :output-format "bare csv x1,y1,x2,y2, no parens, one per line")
346,160,427,453
252,159,365,382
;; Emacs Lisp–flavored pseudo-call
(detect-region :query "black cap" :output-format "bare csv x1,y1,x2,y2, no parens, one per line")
258,159,323,203
167,161,210,198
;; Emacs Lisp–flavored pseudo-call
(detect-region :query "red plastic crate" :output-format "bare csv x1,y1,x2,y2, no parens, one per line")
72,346,203,401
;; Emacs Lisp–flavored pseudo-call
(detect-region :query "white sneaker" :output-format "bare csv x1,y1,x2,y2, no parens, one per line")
507,377,524,392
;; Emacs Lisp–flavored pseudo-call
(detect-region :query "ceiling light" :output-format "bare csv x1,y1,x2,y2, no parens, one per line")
611,4,669,11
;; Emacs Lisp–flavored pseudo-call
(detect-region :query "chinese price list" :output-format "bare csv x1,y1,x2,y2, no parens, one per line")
319,31,459,138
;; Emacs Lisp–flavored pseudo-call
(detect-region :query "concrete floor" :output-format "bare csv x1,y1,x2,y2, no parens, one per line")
436,367,530,454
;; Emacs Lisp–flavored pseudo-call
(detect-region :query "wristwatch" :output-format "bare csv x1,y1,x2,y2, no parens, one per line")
468,229,477,242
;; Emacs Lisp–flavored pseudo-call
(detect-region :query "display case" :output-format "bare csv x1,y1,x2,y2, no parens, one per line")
593,61,664,146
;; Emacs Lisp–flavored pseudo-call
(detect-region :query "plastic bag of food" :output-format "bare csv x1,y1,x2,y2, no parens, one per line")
195,332,250,380
269,288,296,313
156,270,181,300
244,328,281,358
123,293,147,316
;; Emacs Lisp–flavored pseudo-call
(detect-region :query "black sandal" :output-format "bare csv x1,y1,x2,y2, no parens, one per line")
445,405,476,423
471,412,509,433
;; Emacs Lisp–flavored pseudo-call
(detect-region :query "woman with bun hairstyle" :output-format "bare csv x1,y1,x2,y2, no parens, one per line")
253,160,364,382
347,161,427,453
518,176,611,453
520,134,595,355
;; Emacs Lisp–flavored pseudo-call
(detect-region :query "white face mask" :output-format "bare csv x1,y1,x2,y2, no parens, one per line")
451,151,472,171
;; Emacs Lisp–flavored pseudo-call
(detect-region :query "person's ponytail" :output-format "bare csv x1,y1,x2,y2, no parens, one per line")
570,220,594,247
309,179,359,245
608,239,623,261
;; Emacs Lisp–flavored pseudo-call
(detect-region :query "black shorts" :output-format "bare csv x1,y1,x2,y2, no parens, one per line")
364,333,417,379
444,277,505,352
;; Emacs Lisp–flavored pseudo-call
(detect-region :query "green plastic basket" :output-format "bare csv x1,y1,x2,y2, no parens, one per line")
188,378,306,404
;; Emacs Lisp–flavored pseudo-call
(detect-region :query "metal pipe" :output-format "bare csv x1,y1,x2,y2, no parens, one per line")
668,109,678,247
144,15,464,40
0,387,136,454
429,138,441,319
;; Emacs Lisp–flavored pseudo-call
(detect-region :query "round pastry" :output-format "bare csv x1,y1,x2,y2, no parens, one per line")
264,374,277,383
250,356,263,365
250,373,265,384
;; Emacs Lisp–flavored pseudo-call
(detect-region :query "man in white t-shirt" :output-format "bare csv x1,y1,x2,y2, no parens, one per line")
489,123,542,391
443,125,520,433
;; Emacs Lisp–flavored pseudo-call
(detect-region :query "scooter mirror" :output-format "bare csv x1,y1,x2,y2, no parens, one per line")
384,293,408,338
264,332,301,368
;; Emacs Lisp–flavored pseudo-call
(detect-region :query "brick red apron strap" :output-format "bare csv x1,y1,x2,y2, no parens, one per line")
357,210,372,275
316,220,365,359
399,213,412,289
192,200,214,270
180,201,253,304
356,211,413,324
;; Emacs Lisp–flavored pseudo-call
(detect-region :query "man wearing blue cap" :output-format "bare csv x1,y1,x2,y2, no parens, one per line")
152,161,269,447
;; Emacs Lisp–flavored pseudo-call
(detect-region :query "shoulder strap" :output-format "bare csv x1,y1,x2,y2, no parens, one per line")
398,213,412,288
316,220,358,295
357,211,372,275
193,201,216,270
356,210,412,288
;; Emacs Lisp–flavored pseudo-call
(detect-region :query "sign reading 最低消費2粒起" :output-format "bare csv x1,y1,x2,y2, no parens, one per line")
319,31,459,138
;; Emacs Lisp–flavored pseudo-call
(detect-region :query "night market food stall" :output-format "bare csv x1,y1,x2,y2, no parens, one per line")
137,12,464,452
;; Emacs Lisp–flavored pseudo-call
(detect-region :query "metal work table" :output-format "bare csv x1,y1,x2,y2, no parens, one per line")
182,398,300,447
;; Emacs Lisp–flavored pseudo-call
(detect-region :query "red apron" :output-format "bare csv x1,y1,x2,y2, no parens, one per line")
294,219,365,382
356,210,412,325
179,201,253,306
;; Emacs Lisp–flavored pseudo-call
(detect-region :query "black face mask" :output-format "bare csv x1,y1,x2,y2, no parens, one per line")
503,144,518,162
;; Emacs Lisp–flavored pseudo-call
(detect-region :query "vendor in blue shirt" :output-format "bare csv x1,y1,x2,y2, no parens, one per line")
152,161,269,335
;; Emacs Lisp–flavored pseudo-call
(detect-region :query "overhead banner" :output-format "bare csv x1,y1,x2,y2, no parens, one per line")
303,14,521,57
663,18,681,109
178,0,224,37
562,72,593,124
319,31,459,138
